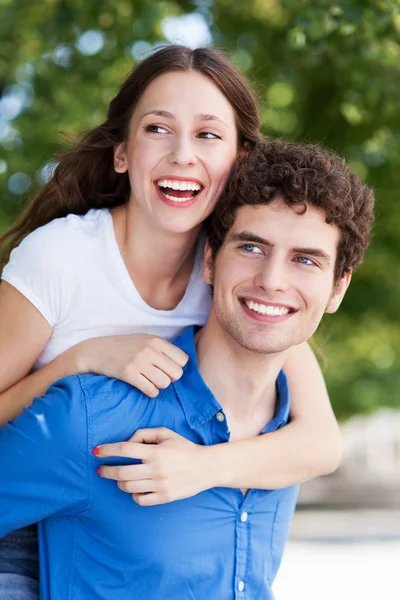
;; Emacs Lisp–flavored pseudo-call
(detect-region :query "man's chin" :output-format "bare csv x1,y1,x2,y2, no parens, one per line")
230,331,298,355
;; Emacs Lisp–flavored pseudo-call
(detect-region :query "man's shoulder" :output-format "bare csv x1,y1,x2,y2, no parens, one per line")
74,373,160,415
44,374,154,442
73,373,150,406
74,374,185,446
41,374,145,417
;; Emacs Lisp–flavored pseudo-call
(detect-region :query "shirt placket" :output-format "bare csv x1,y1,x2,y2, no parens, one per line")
234,503,250,598
209,411,255,599
235,488,261,599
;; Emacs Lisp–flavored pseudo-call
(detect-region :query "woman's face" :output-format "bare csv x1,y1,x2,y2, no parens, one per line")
114,70,239,235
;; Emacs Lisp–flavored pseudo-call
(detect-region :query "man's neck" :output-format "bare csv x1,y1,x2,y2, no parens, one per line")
195,317,288,441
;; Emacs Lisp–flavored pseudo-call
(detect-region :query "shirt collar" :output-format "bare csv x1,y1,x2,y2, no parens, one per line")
172,327,290,433
261,369,290,433
173,327,222,430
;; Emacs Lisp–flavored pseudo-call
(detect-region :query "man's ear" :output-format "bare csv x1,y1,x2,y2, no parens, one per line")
202,241,214,285
326,271,352,314
238,141,250,159
114,143,128,173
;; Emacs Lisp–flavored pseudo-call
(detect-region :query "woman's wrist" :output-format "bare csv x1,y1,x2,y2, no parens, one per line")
198,443,232,490
65,338,96,375
200,439,261,490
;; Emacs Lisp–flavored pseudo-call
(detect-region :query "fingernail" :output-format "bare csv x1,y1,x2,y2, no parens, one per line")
92,447,100,456
96,467,102,476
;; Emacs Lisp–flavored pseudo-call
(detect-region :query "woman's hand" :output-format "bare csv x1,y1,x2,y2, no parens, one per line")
75,334,189,397
94,428,212,506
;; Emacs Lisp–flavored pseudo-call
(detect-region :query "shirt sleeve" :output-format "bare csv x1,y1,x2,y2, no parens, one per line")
0,376,91,537
1,221,72,326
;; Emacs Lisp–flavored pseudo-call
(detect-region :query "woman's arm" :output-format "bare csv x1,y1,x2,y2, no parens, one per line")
0,281,76,424
96,341,342,504
0,282,188,425
0,281,52,423
212,341,342,489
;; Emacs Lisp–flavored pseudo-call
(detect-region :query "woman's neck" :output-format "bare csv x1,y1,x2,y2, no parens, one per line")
111,203,201,310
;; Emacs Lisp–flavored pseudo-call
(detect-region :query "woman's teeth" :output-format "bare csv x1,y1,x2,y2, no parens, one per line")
163,194,192,202
156,179,202,203
157,180,201,192
245,300,290,316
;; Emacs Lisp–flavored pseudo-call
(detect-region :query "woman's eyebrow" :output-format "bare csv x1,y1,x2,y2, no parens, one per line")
141,109,175,120
197,114,228,127
141,109,228,127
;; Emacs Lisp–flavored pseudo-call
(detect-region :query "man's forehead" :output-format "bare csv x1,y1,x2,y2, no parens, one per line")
231,202,333,232
227,202,340,254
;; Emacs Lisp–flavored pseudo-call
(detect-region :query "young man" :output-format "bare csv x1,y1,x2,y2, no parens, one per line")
0,141,374,599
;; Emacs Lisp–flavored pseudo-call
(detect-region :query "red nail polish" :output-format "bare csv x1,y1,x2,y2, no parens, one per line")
96,467,102,476
92,447,100,456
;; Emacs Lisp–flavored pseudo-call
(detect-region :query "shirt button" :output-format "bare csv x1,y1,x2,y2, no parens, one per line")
215,412,225,422
238,581,245,592
240,512,248,523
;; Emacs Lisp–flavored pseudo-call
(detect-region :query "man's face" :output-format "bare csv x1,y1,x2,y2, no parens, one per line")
203,198,351,354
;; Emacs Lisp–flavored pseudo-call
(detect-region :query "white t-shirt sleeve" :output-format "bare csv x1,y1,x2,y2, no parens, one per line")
1,220,72,326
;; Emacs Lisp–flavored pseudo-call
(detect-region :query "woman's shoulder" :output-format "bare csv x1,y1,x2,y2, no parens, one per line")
1,209,111,326
26,208,108,243
11,209,108,258
2,209,109,281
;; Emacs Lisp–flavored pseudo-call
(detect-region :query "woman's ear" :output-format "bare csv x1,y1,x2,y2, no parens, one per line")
114,143,128,173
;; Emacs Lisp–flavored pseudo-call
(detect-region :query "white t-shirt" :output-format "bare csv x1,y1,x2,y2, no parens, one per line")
1,209,211,370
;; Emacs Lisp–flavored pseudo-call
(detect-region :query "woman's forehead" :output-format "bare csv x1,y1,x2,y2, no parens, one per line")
132,70,237,125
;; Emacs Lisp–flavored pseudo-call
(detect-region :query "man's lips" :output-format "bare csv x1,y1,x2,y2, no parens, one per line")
240,297,298,323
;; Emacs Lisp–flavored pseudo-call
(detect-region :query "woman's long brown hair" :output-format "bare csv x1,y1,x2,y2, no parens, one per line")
0,45,261,271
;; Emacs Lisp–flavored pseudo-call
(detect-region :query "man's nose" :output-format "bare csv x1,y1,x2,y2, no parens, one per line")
254,257,289,293
168,135,198,167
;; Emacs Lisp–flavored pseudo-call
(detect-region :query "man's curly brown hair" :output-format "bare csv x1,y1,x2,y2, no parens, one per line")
207,139,375,282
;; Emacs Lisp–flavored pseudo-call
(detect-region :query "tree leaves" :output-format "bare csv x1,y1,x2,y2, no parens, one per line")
0,0,398,418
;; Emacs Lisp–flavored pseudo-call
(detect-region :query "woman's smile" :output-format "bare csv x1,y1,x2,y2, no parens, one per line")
113,70,238,234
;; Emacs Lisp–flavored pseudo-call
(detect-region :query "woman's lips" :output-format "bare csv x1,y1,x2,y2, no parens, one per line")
154,182,203,208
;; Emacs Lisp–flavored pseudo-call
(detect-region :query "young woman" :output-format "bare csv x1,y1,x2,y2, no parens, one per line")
0,45,341,597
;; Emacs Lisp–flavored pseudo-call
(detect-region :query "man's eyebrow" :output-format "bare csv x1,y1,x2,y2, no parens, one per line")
292,247,331,265
228,232,332,264
228,231,273,246
141,110,228,127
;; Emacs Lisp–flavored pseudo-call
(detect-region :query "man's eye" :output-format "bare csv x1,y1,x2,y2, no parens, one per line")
198,131,221,140
295,256,316,266
240,244,263,254
144,124,168,134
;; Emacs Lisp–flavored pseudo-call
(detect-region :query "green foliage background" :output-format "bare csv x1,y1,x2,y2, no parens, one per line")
0,0,399,420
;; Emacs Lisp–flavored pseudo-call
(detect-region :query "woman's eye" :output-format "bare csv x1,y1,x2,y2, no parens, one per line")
144,124,169,134
198,131,221,140
295,256,316,267
241,244,263,254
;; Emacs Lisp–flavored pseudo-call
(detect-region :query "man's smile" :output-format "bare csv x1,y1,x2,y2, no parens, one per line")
240,297,297,323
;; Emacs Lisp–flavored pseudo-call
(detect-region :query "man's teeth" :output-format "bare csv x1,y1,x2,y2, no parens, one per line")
245,300,290,317
157,179,201,192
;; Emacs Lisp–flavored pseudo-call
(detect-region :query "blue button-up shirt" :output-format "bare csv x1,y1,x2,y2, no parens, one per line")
0,327,298,599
